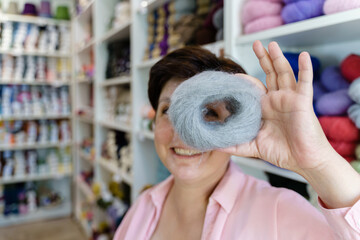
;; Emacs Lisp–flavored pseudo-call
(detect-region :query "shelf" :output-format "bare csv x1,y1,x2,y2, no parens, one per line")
76,78,93,84
100,75,131,87
0,170,72,185
98,119,132,133
232,156,307,183
236,8,360,47
138,130,154,141
0,49,71,58
75,0,94,21
0,114,71,121
0,141,72,151
137,0,170,14
77,176,96,203
0,80,70,86
0,202,71,227
76,114,94,124
98,158,132,185
0,13,71,26
137,56,162,69
79,149,94,165
76,39,96,54
100,21,131,43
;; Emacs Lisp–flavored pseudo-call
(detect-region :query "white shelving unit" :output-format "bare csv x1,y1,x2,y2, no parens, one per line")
0,0,74,227
2,0,358,233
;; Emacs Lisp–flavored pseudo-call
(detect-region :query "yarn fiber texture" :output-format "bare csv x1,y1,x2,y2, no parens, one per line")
323,0,360,15
320,66,349,92
281,0,325,24
244,15,283,34
318,116,359,142
315,89,353,116
348,77,360,103
348,104,360,128
168,71,263,151
340,54,360,82
242,1,283,25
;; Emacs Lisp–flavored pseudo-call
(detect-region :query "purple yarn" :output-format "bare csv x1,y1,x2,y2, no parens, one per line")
159,34,169,56
315,89,353,116
320,66,349,92
313,81,328,101
281,0,325,24
283,0,302,3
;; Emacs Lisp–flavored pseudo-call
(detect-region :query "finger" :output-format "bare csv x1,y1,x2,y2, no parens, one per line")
297,52,313,100
235,73,268,94
253,40,278,91
268,42,297,90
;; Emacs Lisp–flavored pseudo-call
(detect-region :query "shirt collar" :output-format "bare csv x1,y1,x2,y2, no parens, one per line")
210,160,246,213
149,175,174,211
149,160,245,214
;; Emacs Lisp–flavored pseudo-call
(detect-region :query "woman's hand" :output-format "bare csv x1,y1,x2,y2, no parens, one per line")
223,40,333,174
221,41,360,209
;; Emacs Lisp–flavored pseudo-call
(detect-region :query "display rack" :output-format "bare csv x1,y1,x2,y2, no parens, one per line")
0,0,74,227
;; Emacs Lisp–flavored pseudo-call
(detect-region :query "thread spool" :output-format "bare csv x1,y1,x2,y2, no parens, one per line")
168,71,263,151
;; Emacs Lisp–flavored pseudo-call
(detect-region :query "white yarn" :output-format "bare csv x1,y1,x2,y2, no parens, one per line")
168,71,263,151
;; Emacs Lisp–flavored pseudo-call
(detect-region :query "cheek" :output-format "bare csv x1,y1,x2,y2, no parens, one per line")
154,117,174,145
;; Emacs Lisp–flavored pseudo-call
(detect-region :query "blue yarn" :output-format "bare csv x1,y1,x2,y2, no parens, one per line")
284,52,321,78
168,71,263,151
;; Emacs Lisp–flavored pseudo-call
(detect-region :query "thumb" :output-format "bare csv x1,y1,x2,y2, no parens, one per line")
217,141,259,158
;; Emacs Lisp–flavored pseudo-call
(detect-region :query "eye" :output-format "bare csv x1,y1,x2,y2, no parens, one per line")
162,107,168,115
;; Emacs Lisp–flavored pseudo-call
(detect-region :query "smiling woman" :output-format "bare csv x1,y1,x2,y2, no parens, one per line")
113,43,360,240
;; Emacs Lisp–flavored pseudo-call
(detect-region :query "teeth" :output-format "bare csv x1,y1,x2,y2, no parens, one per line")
174,148,202,156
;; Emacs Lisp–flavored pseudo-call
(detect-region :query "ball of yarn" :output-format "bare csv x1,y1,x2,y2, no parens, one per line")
320,66,349,92
313,81,328,101
244,16,283,34
281,0,325,24
323,0,360,15
329,140,357,157
168,71,263,151
284,52,321,76
315,89,353,116
351,160,360,173
347,104,360,128
242,1,282,25
318,116,359,142
348,77,360,104
341,54,360,82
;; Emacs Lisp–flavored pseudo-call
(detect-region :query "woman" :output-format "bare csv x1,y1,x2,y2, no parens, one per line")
114,41,360,239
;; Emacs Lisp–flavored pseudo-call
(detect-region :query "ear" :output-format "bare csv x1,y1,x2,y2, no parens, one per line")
235,73,268,94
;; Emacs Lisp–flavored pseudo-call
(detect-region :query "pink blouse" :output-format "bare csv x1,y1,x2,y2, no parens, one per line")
114,161,360,240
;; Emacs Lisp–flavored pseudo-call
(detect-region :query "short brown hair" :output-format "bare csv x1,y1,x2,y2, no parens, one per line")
148,46,246,110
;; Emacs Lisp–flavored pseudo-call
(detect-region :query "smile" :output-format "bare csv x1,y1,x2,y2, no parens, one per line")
173,148,203,156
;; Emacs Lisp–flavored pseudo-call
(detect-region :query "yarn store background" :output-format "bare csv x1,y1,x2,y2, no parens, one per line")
0,0,359,239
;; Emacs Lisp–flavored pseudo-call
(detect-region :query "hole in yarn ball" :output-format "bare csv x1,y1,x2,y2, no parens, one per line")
202,97,240,125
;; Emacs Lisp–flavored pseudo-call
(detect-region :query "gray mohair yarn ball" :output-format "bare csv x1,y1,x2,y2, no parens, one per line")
168,71,263,151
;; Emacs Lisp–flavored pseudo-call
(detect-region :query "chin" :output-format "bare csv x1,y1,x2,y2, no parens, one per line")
165,155,207,182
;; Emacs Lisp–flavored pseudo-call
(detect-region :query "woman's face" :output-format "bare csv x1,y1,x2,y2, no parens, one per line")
154,79,231,183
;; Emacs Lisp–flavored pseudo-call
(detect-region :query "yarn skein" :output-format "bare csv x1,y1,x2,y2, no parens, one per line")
168,71,263,151
348,77,360,104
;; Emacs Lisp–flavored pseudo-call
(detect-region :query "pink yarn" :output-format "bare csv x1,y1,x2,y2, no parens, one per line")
323,0,360,14
242,1,283,25
244,16,283,34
